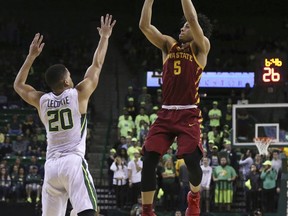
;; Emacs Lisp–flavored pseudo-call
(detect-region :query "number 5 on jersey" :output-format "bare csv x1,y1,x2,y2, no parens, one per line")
174,60,181,75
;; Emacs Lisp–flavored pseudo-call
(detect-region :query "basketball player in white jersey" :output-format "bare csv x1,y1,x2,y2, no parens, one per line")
13,14,116,216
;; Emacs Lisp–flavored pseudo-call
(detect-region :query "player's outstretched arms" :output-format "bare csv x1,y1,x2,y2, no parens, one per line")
139,0,173,51
76,14,116,111
13,33,45,109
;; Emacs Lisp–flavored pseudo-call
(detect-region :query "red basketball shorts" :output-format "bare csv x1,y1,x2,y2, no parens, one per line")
143,108,203,157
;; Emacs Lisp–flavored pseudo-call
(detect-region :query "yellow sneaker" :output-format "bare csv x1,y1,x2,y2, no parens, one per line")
27,197,32,203
36,197,40,203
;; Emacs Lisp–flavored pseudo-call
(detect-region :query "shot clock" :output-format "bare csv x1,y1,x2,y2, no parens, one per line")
256,53,287,85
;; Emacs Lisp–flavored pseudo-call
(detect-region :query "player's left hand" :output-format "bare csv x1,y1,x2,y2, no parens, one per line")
97,14,116,38
29,33,45,58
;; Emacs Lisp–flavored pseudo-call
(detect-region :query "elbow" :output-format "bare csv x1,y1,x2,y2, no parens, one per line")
13,82,20,94
139,23,144,31
139,21,148,32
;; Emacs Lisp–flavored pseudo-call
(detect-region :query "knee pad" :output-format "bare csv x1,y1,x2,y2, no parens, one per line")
77,209,96,216
183,147,203,186
141,151,160,192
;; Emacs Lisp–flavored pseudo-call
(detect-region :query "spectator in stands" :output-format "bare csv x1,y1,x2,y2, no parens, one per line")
178,162,189,212
154,94,162,109
213,156,237,212
220,125,231,144
128,150,143,206
220,140,238,172
174,210,182,216
206,139,214,161
118,112,135,141
121,135,133,151
8,156,25,174
127,97,137,120
7,114,22,135
201,132,209,151
200,149,211,166
0,166,11,202
26,165,42,203
0,127,6,144
125,86,138,107
201,105,210,129
119,107,133,122
245,164,262,214
138,120,150,145
222,104,232,128
149,106,158,125
137,86,151,106
12,135,29,156
130,196,142,216
21,114,36,136
142,96,153,115
254,153,263,172
10,164,19,200
271,150,282,174
0,136,13,158
161,159,177,211
0,90,8,107
175,158,185,177
239,149,254,181
210,145,220,169
244,83,252,100
127,137,141,161
110,156,128,209
208,126,222,148
26,135,41,156
26,155,42,175
208,101,222,129
135,107,150,136
200,157,212,213
228,90,238,104
34,127,46,145
253,209,262,216
106,148,116,194
260,160,277,213
117,147,129,166
11,165,26,202
114,136,127,151
237,91,249,105
162,147,176,164
10,164,19,180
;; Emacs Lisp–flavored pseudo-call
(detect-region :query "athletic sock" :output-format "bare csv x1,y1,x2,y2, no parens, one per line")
142,204,153,213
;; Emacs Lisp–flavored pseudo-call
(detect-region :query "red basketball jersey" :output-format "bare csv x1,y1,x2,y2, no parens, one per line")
162,43,203,105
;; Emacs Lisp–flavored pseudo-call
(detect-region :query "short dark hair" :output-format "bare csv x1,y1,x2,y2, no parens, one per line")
45,64,67,90
181,13,213,39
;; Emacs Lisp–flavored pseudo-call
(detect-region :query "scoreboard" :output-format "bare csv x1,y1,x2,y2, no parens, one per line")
256,53,287,86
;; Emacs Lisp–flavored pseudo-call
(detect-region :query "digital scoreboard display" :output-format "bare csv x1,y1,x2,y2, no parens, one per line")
256,53,287,85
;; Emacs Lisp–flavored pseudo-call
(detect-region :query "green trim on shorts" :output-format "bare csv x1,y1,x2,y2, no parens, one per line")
82,160,98,210
81,114,87,138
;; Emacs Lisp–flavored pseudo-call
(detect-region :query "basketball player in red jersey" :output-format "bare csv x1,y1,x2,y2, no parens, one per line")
139,0,212,215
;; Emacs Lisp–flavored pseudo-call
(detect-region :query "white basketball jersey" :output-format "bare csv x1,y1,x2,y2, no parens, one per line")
39,88,87,159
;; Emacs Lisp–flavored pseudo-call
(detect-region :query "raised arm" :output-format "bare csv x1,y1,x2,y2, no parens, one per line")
76,14,116,113
13,33,45,109
181,0,210,63
139,0,174,52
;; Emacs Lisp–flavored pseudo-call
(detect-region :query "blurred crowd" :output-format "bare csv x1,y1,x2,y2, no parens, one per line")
107,84,287,215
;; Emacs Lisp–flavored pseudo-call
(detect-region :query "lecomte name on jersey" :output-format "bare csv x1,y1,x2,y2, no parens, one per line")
47,96,70,108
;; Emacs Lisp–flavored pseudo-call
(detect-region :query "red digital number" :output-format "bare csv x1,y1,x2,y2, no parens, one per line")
263,67,281,82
